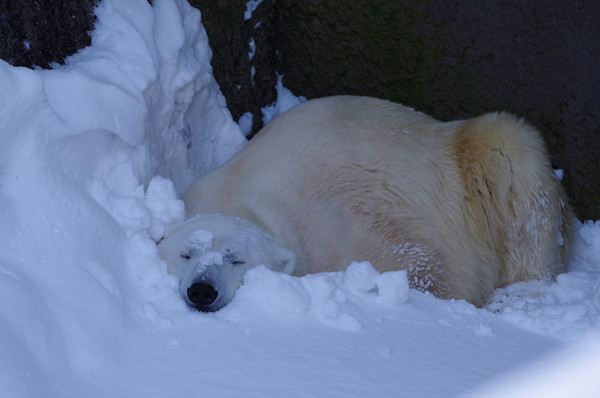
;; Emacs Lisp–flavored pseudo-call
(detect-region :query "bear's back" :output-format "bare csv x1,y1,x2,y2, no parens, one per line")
184,96,573,307
187,96,469,278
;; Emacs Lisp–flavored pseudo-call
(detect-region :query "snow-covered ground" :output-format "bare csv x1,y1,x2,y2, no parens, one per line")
0,1,598,397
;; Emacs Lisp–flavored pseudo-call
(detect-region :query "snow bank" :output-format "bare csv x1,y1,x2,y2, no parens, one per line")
218,262,409,331
0,0,245,395
467,333,600,398
0,0,599,396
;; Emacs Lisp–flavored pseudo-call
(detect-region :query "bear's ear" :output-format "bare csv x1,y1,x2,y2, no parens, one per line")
275,248,296,275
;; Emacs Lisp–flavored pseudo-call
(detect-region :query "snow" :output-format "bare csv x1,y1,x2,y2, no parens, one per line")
244,0,264,21
554,168,564,181
248,37,257,61
488,219,600,341
218,262,409,331
261,73,307,125
237,111,254,136
0,0,599,397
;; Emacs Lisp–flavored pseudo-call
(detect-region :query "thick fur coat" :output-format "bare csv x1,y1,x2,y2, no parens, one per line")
171,96,572,309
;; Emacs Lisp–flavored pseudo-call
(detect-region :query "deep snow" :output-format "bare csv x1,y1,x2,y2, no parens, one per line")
0,1,599,397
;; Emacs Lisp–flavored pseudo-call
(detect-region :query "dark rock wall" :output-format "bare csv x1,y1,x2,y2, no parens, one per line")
194,0,600,220
0,0,98,69
188,0,279,135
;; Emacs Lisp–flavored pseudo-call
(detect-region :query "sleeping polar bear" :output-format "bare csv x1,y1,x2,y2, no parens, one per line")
159,96,573,312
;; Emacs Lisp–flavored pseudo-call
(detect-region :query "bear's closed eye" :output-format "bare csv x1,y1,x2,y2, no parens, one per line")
224,251,245,265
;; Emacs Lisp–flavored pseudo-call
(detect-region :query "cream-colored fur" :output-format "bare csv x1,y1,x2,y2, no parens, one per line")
184,96,573,307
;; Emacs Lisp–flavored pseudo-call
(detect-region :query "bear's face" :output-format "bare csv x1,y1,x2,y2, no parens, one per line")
159,214,295,312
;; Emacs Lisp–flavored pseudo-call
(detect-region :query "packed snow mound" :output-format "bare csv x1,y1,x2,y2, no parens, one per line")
0,0,244,395
219,262,409,330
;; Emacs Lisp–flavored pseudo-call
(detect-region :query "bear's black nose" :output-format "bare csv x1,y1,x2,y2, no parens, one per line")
187,282,219,311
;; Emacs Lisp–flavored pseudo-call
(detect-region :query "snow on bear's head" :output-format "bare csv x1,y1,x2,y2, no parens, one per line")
159,214,295,312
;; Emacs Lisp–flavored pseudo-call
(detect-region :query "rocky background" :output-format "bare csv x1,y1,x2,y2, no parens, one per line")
0,0,97,68
1,0,599,219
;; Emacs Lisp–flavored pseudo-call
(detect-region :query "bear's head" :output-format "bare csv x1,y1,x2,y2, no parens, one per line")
159,214,295,312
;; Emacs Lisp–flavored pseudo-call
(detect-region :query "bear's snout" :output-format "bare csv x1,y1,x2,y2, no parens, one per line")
187,282,219,312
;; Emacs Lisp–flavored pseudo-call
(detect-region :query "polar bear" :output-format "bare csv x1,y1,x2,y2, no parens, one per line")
159,95,573,312
159,214,295,310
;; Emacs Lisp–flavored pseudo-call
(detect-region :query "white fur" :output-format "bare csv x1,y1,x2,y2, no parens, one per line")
159,214,294,311
164,95,573,309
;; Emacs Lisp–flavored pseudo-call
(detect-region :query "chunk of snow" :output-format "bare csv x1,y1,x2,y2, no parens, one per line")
261,73,307,125
244,0,264,20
